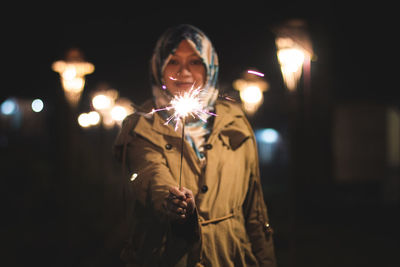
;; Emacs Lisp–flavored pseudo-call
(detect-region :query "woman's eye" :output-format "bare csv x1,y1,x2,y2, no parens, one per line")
168,59,179,65
190,59,203,65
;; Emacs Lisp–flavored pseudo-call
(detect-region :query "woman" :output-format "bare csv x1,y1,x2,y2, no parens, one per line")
114,24,277,267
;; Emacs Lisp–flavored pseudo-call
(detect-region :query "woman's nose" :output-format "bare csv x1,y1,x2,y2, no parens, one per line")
177,64,191,76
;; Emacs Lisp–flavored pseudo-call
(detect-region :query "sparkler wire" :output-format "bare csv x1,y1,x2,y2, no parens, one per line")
179,117,185,189
147,85,217,190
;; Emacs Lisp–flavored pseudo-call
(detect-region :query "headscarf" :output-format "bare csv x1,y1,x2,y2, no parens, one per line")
150,24,219,116
150,24,219,161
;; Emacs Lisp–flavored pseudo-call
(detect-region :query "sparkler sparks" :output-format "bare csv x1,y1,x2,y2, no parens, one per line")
149,85,216,131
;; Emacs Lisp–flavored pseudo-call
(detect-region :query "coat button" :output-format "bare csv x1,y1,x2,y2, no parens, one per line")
204,144,213,150
165,144,172,150
201,185,208,193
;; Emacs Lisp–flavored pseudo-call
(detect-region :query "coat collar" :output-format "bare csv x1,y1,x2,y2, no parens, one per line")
132,99,182,145
210,100,252,150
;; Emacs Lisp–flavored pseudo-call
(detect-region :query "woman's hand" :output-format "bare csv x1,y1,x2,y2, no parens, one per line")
167,186,196,222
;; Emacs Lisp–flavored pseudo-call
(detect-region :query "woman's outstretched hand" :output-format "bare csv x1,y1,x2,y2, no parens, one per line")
167,186,196,222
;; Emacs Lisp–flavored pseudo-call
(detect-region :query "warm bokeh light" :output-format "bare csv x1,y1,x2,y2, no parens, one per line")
78,113,91,128
274,19,313,92
110,106,127,122
240,86,264,115
233,70,268,115
78,111,100,128
61,76,85,93
277,46,306,91
102,115,115,129
112,97,134,126
52,48,94,107
81,88,134,129
31,99,44,112
92,94,112,110
90,89,132,128
240,85,263,104
88,111,101,125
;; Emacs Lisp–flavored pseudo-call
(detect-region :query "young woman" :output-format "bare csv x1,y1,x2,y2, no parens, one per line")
114,24,277,267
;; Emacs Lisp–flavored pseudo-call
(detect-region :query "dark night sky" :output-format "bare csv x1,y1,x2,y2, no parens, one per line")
3,3,396,108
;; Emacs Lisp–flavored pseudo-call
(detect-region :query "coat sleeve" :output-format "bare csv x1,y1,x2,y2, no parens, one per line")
125,133,178,222
242,135,277,267
114,116,201,265
122,124,200,239
113,114,177,222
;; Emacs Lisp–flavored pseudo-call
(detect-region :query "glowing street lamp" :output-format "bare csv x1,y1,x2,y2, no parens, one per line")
110,98,134,124
274,20,313,92
52,48,94,107
274,21,314,261
90,88,134,129
92,91,116,111
233,69,269,115
77,111,101,128
276,40,307,91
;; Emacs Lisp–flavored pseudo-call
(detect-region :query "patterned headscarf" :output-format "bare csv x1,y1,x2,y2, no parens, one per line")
150,24,219,117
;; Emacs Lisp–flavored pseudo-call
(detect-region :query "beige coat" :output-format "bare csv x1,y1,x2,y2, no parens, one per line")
114,99,277,267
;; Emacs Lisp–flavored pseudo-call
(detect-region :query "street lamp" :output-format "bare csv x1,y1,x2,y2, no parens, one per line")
274,20,313,92
90,88,134,129
77,111,101,128
274,19,314,266
233,69,269,115
110,98,134,125
52,48,94,108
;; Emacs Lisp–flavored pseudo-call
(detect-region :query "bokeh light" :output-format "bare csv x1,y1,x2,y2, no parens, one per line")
31,99,44,112
1,99,17,115
110,106,128,122
78,111,100,128
92,94,112,110
258,128,279,144
240,85,263,104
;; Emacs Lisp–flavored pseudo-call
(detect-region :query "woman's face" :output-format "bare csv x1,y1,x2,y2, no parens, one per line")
163,40,206,95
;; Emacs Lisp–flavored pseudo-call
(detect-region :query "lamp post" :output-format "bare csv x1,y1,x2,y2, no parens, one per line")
52,48,94,108
51,48,95,262
233,69,269,116
274,19,313,266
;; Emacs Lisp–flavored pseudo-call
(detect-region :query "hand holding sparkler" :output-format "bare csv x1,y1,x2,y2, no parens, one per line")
167,186,195,222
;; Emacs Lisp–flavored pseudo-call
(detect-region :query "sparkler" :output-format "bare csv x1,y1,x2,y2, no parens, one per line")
149,85,216,188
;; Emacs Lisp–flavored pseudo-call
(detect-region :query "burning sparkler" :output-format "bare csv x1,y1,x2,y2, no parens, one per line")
148,85,216,188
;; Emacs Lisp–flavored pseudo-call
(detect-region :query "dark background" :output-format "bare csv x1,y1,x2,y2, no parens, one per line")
2,3,399,267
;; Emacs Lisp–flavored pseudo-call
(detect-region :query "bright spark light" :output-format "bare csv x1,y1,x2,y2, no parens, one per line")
247,70,265,77
149,85,216,131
